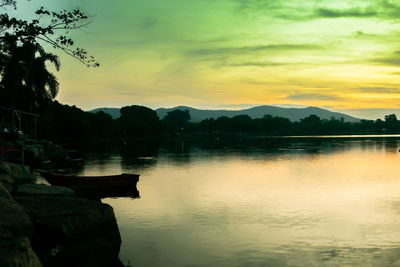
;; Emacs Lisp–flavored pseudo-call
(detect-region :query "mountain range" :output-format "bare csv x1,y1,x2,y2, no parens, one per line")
90,105,361,122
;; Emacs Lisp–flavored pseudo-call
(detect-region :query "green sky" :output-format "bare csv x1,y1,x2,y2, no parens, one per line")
11,0,400,119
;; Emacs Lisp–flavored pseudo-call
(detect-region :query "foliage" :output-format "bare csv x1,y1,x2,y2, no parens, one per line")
37,101,118,145
162,109,191,131
118,105,161,136
0,0,98,112
33,102,400,148
0,0,98,67
194,114,400,135
0,41,60,110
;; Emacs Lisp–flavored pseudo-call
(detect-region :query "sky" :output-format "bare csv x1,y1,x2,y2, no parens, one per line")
9,0,400,119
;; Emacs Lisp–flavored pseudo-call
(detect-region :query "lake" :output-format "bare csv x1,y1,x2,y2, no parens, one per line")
76,135,400,266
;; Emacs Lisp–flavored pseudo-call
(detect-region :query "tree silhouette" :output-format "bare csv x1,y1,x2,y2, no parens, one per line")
118,105,160,136
0,41,60,111
0,0,98,112
163,110,191,131
300,115,322,134
384,114,397,123
384,114,398,132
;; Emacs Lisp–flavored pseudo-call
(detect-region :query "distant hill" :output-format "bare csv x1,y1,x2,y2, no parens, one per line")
90,105,361,122
155,105,361,122
90,107,121,119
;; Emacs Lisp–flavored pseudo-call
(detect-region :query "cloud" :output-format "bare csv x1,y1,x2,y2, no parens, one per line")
378,0,400,19
368,49,400,66
230,0,400,21
139,17,158,30
353,30,382,39
240,79,274,86
273,103,308,108
187,44,322,57
315,7,377,18
227,61,289,67
315,0,400,20
286,93,342,101
217,104,259,109
230,0,315,20
373,56,400,66
313,1,400,20
354,87,400,94
231,0,284,13
322,105,335,109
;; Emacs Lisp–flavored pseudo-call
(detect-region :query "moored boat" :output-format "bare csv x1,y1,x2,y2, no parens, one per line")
40,172,140,198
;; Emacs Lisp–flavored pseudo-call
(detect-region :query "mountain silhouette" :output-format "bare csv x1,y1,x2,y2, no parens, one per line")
91,105,361,122
90,107,121,119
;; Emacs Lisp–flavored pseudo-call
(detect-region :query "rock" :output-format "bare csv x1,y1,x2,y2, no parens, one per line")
17,184,74,196
46,238,125,267
100,204,122,252
0,162,34,192
24,144,46,167
0,237,43,267
27,144,45,159
18,184,101,202
14,183,122,266
0,183,32,240
0,182,42,267
70,185,101,202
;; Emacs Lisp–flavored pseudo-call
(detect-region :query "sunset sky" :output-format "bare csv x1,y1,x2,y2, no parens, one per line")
12,0,400,119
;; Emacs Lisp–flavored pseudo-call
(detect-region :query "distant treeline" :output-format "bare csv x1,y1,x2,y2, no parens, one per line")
35,101,400,144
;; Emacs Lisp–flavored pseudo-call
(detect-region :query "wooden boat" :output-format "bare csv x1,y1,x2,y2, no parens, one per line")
0,146,20,161
40,172,140,198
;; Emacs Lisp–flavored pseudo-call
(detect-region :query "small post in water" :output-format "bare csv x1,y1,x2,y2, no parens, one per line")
18,130,24,165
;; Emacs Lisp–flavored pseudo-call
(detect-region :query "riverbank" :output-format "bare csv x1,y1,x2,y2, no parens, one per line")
0,161,126,266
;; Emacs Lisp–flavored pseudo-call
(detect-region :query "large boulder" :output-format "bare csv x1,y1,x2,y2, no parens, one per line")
14,183,122,266
0,182,42,267
0,162,34,192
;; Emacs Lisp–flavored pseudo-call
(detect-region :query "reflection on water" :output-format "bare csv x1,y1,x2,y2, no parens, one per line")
77,136,400,266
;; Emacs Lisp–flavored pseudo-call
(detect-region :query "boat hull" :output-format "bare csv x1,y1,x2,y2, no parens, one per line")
41,173,140,198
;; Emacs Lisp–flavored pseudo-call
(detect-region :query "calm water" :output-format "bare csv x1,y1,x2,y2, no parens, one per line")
78,136,400,266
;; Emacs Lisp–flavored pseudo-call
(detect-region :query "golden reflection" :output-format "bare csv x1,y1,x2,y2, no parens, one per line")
98,141,400,266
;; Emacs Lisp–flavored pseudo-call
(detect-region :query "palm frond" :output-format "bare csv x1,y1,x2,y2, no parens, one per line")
46,72,59,99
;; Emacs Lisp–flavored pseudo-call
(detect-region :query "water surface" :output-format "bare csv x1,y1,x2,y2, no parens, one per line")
79,136,400,266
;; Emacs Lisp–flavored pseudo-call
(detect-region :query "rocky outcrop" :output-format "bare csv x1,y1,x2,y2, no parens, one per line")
0,182,42,267
0,162,34,193
0,151,126,267
14,184,123,266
